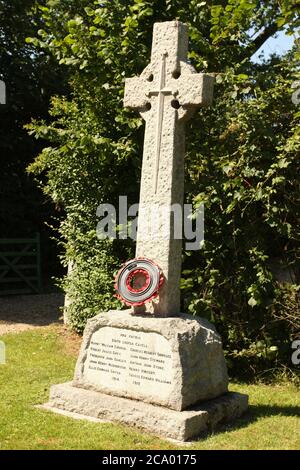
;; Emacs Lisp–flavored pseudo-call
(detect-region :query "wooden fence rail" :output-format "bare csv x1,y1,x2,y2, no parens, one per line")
0,233,42,295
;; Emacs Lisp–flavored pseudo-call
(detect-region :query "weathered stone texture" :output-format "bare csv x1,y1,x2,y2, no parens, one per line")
124,21,214,316
47,383,248,441
73,310,228,411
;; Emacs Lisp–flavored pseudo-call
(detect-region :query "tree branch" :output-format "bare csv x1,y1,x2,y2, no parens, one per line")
240,21,280,61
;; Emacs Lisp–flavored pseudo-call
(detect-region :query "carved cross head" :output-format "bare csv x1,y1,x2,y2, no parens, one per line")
124,21,214,121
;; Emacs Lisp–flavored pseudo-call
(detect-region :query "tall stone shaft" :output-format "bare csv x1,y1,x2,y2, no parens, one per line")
124,21,214,315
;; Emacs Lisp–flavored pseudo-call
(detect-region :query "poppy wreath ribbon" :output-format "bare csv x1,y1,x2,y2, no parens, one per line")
114,258,164,307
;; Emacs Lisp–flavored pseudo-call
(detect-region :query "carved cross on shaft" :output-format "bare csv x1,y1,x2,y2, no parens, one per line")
147,52,173,193
124,21,214,316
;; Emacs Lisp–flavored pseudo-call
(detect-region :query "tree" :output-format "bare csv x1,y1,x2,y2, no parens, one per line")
27,0,300,378
0,0,68,277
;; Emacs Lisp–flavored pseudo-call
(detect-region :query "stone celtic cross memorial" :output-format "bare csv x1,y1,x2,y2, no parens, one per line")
45,21,248,441
124,21,214,316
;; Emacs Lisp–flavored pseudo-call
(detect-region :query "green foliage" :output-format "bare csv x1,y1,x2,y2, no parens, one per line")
59,227,123,333
183,57,300,378
27,0,299,378
0,0,67,237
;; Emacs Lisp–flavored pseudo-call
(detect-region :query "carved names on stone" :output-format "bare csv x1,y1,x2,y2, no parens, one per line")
83,326,173,399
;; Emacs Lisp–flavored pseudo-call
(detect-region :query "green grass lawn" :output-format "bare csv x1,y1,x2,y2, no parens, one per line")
0,326,299,450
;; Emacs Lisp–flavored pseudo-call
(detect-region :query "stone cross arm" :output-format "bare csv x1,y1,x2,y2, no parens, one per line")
124,66,214,120
124,21,214,121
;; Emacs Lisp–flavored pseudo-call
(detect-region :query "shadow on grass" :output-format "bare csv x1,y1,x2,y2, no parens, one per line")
193,404,300,442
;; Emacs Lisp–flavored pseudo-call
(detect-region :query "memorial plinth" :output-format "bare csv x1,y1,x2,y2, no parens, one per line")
73,310,229,410
47,383,248,442
45,311,248,441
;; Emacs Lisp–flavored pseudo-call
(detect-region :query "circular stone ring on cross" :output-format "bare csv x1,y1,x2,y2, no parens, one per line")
114,258,164,307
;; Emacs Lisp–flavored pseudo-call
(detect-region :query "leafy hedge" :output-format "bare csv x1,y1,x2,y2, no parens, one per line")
26,0,300,379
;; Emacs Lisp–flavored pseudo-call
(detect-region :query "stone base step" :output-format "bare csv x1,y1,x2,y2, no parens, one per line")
44,382,248,441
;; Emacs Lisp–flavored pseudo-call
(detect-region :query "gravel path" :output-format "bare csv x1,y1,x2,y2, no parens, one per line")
0,293,64,335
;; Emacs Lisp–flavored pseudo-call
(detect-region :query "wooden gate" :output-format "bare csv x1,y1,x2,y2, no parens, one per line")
0,233,42,295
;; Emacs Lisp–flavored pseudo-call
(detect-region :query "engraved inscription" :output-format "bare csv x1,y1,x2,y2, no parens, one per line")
83,327,173,399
